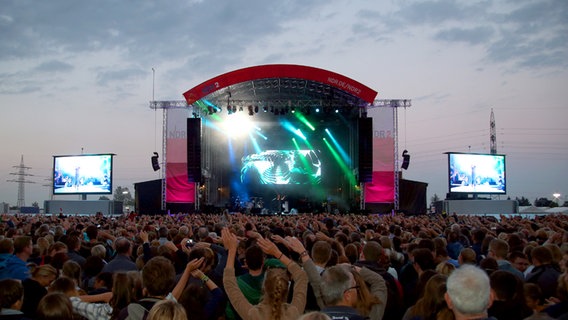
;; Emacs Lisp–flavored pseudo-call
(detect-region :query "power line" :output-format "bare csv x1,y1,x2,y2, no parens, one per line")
6,155,35,208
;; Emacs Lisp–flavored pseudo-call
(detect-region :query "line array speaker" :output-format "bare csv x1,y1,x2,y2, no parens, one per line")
187,118,202,183
401,150,410,170
358,117,373,183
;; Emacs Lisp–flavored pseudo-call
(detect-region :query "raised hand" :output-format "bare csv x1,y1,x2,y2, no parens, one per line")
221,227,238,253
139,230,149,243
285,236,306,254
257,236,280,257
186,257,204,272
271,234,287,246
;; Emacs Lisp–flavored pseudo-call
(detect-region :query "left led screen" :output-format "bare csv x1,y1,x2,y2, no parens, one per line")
53,154,113,195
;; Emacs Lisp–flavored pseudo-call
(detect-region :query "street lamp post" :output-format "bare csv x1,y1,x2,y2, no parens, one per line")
553,193,561,205
122,190,130,215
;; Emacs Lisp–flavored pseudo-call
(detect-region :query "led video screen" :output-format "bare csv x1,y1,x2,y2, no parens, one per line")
448,152,506,194
241,149,322,185
53,154,113,195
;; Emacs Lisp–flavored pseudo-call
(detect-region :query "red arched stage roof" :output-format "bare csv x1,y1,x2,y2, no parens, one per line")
182,64,378,107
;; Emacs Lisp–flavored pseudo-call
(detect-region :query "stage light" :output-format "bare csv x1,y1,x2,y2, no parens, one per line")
263,106,268,112
291,107,295,113
315,108,320,113
335,109,339,113
222,112,253,138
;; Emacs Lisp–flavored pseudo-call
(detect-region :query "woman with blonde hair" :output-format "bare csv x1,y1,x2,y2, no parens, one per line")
222,228,308,320
21,264,58,318
146,300,187,320
33,236,50,262
435,261,456,276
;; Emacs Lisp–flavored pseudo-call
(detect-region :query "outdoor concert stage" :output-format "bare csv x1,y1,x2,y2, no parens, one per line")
138,64,418,215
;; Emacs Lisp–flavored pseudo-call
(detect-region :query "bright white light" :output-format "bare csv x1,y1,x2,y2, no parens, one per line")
221,113,254,138
553,193,561,199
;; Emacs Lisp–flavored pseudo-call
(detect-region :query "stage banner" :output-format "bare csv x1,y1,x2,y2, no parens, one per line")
166,108,195,203
364,107,395,202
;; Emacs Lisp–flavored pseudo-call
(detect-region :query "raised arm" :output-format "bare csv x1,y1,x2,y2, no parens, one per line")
171,257,204,300
222,227,255,319
257,236,308,313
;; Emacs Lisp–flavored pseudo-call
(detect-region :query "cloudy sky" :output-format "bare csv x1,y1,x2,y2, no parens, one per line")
1,0,567,208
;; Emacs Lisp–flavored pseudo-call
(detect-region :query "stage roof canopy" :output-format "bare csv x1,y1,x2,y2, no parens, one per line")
182,64,378,111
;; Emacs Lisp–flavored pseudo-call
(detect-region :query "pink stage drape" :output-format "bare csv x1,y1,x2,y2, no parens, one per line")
364,107,395,203
166,108,195,203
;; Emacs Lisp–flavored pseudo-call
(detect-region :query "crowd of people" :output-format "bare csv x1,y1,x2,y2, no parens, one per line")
0,210,567,320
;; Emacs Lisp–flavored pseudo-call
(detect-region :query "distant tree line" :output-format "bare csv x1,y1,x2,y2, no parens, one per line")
429,194,566,207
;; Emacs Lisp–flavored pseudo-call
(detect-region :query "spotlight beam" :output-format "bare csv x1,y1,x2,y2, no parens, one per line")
323,138,356,186
325,128,351,166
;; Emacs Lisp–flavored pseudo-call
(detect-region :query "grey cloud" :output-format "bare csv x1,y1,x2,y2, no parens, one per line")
33,60,74,73
378,0,488,30
0,0,327,74
390,0,567,70
395,0,470,25
502,0,567,27
435,26,494,45
353,2,488,42
484,1,568,69
0,77,42,94
96,68,146,87
260,53,286,64
0,14,14,25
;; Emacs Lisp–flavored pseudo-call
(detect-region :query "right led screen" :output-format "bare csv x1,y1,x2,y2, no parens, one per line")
448,152,506,194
